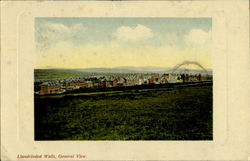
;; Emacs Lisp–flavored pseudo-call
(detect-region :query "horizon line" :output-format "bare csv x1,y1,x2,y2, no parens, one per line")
34,66,213,70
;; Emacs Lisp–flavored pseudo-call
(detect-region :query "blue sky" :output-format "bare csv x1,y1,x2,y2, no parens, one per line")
35,18,212,69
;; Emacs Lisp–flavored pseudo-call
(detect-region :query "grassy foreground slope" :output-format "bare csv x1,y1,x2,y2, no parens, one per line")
35,84,212,140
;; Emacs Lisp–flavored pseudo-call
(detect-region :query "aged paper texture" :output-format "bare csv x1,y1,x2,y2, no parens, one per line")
1,0,249,160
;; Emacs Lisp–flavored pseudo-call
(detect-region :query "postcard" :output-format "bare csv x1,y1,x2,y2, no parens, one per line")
1,0,249,161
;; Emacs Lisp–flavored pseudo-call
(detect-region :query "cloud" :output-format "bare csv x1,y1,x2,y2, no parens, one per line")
114,24,153,42
36,22,86,50
43,23,71,33
184,29,211,45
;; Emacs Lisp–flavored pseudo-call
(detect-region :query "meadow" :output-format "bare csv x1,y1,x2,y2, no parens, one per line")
35,69,88,80
35,84,212,140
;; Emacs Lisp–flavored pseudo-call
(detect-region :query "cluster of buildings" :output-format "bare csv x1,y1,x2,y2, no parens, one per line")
35,73,204,95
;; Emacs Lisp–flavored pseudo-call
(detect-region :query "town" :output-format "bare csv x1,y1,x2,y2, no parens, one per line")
35,73,212,95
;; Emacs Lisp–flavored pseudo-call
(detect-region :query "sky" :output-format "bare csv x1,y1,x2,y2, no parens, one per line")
35,18,212,69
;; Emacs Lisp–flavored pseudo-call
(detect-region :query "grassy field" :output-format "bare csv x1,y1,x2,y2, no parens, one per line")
35,84,212,140
35,69,87,80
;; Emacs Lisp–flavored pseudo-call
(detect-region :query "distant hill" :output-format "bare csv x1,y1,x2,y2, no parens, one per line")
74,66,172,73
35,66,212,75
